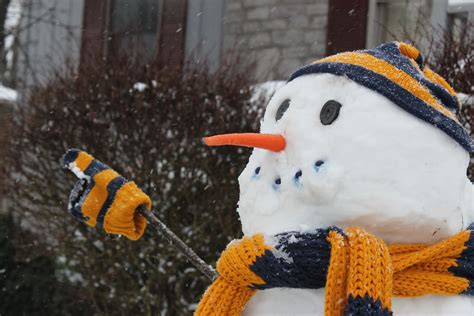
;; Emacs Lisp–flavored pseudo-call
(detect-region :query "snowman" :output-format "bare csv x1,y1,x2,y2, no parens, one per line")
196,42,474,315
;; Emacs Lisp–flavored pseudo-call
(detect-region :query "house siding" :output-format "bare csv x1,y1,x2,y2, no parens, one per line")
0,101,13,214
16,0,84,93
80,0,108,71
157,0,188,70
185,0,225,71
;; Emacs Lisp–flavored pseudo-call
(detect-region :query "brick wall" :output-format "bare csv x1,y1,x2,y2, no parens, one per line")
222,0,329,81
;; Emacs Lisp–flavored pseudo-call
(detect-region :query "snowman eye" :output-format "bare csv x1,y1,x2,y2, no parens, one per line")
275,99,290,121
320,100,342,125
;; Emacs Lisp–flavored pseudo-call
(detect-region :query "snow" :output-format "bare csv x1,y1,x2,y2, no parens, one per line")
458,93,473,106
5,0,20,30
449,0,474,6
270,247,293,264
243,288,325,315
0,85,17,102
0,1,19,95
238,73,472,243
67,162,90,181
133,82,148,92
287,234,299,244
234,73,473,314
243,289,474,315
250,80,285,104
4,0,21,73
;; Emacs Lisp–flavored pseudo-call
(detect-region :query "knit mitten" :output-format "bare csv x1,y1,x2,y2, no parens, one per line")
63,149,151,240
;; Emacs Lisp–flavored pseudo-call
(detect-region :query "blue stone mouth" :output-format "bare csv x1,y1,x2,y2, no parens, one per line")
252,160,326,189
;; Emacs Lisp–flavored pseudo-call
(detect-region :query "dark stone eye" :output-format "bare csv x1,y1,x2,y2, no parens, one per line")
320,100,342,125
276,99,290,121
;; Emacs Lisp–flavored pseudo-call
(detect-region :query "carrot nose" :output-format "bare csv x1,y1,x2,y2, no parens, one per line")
203,133,286,152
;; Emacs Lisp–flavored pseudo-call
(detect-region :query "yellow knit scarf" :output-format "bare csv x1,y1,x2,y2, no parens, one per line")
195,227,474,315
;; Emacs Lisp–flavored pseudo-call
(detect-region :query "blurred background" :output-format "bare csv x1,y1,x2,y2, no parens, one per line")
0,0,473,315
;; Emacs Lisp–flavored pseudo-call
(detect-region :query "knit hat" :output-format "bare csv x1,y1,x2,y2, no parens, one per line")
288,41,474,152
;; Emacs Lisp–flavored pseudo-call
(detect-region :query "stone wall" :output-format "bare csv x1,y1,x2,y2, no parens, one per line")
222,0,329,81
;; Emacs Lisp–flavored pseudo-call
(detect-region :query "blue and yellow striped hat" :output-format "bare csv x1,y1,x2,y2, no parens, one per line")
289,41,474,152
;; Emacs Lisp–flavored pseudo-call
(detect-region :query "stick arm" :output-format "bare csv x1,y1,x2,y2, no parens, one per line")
137,205,219,281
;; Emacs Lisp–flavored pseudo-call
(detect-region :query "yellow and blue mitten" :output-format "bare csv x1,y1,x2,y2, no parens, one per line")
63,149,151,240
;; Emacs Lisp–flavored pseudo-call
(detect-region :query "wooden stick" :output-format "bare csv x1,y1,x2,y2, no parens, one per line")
137,205,218,281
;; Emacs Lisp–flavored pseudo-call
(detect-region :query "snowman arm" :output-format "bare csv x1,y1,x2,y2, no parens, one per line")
63,149,218,281
137,205,218,280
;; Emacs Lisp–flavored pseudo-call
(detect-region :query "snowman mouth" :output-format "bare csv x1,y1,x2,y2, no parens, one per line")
253,160,326,189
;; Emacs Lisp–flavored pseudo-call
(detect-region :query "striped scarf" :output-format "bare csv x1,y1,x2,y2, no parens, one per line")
196,227,474,315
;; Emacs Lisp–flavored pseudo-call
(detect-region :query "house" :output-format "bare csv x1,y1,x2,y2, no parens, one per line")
13,0,474,92
0,86,17,214
3,0,473,214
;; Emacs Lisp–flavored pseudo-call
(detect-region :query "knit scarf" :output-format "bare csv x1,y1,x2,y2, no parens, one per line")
195,227,474,316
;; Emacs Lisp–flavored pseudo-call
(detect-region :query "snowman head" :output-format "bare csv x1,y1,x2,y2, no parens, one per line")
205,42,474,243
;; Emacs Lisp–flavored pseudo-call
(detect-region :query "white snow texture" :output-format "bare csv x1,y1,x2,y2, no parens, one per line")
235,74,474,315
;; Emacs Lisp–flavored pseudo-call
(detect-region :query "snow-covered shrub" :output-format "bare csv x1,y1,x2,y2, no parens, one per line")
0,213,90,315
427,22,474,180
3,57,263,314
403,20,474,179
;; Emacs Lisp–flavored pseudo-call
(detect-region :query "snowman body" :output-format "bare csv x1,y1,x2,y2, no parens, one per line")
236,74,474,315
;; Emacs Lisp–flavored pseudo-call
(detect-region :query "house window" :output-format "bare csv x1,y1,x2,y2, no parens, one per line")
366,0,432,48
367,0,474,49
448,12,468,31
109,0,161,63
447,0,474,36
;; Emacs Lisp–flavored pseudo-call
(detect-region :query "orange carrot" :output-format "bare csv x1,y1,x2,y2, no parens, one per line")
203,133,286,152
